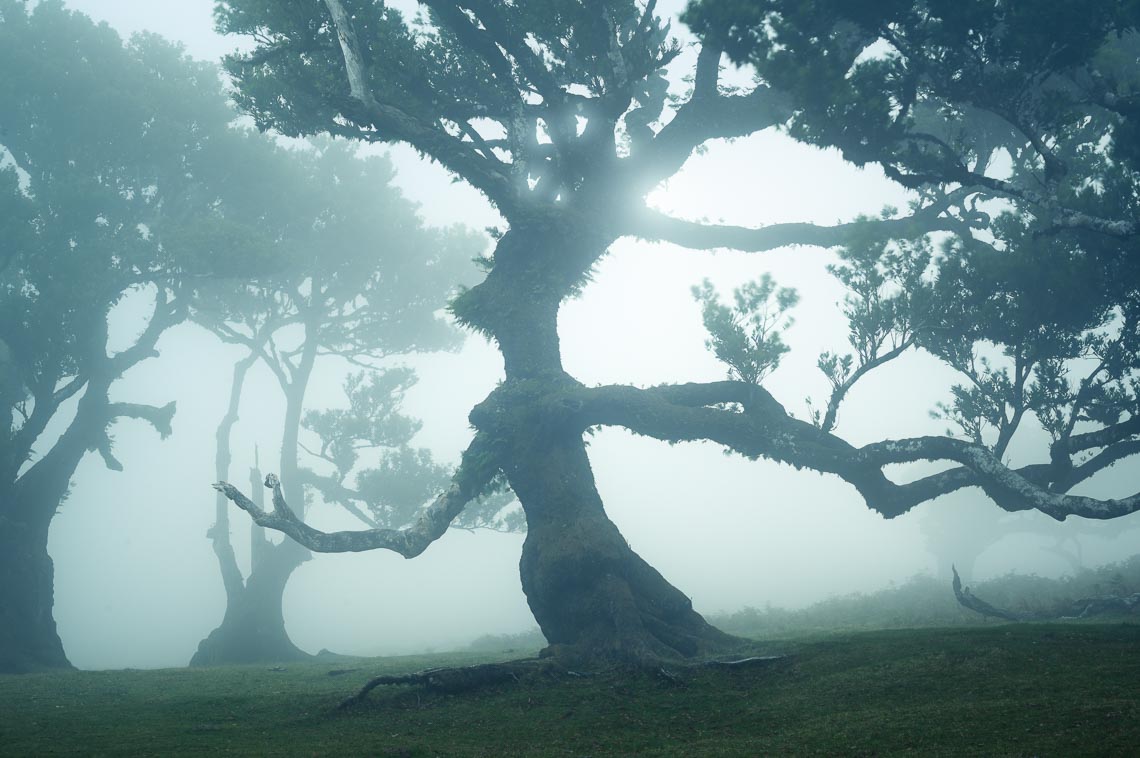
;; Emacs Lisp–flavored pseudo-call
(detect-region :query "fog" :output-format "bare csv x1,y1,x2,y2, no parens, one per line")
27,0,1140,669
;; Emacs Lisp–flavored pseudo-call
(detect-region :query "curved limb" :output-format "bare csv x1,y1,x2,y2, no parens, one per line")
213,434,499,558
571,381,1140,521
952,566,1140,622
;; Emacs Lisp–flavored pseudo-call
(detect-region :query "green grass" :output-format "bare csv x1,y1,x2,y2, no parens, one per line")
2,624,1138,756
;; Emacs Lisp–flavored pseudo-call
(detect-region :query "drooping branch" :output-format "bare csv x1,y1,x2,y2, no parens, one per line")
213,434,500,557
956,170,1139,239
951,565,1026,621
95,401,175,472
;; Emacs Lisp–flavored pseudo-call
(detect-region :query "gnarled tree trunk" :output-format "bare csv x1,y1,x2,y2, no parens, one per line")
0,498,70,673
459,223,743,664
190,537,310,666
0,382,113,673
510,431,741,664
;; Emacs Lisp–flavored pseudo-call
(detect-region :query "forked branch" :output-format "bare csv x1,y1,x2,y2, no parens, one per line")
575,382,1140,521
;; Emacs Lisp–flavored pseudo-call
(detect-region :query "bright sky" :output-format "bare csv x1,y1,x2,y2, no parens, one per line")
42,0,1140,668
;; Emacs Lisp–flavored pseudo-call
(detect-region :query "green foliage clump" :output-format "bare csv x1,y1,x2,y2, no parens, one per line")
692,275,799,385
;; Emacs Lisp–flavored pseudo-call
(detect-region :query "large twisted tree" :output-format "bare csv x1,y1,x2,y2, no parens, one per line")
213,0,1140,664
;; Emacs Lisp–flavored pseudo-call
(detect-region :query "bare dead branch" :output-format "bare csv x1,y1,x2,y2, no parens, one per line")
952,565,1140,621
951,565,1025,621
213,435,499,557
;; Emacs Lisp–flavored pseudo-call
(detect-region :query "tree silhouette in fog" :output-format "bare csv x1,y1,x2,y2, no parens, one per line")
197,0,1137,664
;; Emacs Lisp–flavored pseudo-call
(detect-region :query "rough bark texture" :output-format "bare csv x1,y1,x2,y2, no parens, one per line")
458,224,745,664
510,433,744,664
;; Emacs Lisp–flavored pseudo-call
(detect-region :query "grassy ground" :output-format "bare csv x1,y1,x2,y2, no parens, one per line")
2,623,1138,756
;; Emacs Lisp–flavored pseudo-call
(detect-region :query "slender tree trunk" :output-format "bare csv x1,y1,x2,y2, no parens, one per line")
460,224,743,664
192,457,310,665
192,336,316,666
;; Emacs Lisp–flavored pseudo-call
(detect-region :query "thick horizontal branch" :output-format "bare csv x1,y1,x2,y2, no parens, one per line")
109,401,176,439
573,381,1140,521
1060,415,1140,457
213,435,499,557
963,171,1138,238
625,200,960,253
856,436,1140,520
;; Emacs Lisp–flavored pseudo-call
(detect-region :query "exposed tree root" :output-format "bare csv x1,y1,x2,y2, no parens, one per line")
952,565,1140,622
338,650,791,708
338,658,554,709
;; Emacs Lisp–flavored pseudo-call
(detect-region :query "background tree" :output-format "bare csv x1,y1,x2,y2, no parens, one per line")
190,137,491,664
213,0,1140,665
0,1,272,673
917,498,1139,585
302,369,523,537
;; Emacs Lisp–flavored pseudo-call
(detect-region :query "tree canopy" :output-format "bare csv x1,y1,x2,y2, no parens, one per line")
210,0,1140,663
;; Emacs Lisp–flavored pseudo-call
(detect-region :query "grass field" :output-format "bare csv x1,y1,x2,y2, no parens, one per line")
2,623,1138,756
